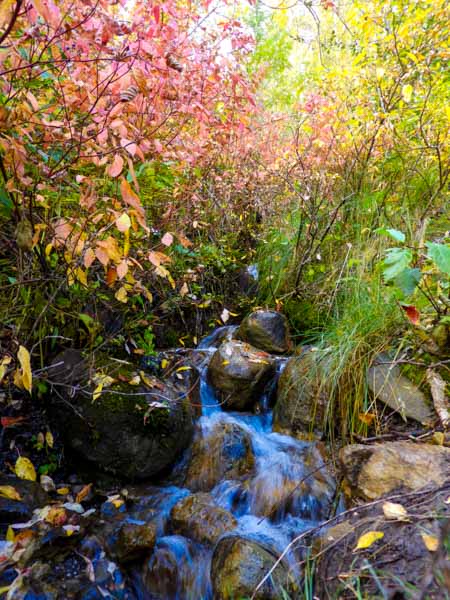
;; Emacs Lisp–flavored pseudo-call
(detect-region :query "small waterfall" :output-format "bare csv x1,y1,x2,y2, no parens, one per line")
127,328,336,599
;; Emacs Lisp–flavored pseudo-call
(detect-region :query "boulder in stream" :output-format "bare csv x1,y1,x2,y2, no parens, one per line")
184,420,255,492
235,310,290,354
47,350,195,480
211,535,297,600
340,440,450,500
170,493,237,545
208,340,276,410
273,350,328,438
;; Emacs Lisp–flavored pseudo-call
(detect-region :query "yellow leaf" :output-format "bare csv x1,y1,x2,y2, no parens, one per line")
128,375,141,385
0,0,15,28
382,501,409,521
176,366,191,372
45,506,67,526
116,213,131,233
75,267,88,286
402,84,413,103
0,355,11,384
139,371,154,388
431,431,444,445
112,498,124,508
421,533,439,552
15,456,36,481
0,485,21,501
6,526,15,543
17,345,32,393
45,431,54,448
161,359,168,369
45,242,53,257
115,286,128,303
354,530,384,551
93,382,103,401
76,483,92,503
57,487,70,495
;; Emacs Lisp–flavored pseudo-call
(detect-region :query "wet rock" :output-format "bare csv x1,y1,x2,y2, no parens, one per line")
236,310,290,354
48,350,194,480
184,421,255,492
340,441,450,500
211,536,297,600
273,351,327,437
113,519,157,563
171,493,237,545
208,340,275,410
368,355,433,424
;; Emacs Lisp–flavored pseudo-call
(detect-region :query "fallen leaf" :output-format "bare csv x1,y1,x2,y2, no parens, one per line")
180,282,189,297
382,501,409,521
0,355,12,384
57,487,70,495
161,359,169,369
354,530,384,551
76,483,92,504
45,506,67,526
1,416,26,428
358,412,376,426
15,457,36,481
63,525,80,536
17,346,32,393
0,486,21,501
6,526,14,543
421,533,439,552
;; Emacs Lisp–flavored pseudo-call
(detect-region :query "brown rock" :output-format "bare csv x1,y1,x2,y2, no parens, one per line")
208,340,275,410
170,493,237,545
235,310,290,354
340,441,450,500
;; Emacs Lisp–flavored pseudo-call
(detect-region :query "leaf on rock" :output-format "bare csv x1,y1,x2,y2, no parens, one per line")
354,530,384,551
76,483,92,503
15,457,36,481
0,485,22,501
45,506,67,526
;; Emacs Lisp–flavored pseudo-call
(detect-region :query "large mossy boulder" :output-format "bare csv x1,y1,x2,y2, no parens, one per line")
340,441,450,500
184,420,255,492
48,350,194,480
208,340,275,410
211,536,297,600
235,310,290,354
273,351,327,438
170,493,237,545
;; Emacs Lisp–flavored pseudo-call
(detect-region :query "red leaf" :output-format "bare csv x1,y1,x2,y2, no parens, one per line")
401,304,420,325
1,416,26,428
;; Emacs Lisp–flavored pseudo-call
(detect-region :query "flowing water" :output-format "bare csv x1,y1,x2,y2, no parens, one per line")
126,327,336,599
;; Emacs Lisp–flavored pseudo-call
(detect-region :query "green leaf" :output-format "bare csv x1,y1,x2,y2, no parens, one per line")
394,267,421,296
375,228,406,243
383,248,413,281
426,242,450,276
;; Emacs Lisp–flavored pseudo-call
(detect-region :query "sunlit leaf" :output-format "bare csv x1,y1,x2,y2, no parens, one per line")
421,533,438,552
0,485,21,501
382,501,409,521
15,457,36,481
17,346,32,393
354,530,384,551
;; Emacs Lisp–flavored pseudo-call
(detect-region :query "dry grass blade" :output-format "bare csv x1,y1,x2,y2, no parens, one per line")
426,368,449,428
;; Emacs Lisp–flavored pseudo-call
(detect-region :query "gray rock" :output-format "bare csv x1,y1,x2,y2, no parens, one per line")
236,310,290,354
368,356,433,424
208,340,275,410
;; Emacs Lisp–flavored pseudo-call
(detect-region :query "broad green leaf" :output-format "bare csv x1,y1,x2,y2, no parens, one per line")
375,228,405,243
394,268,421,296
383,248,412,281
426,242,450,276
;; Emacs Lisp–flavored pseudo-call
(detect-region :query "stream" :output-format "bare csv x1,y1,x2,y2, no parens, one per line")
123,327,337,599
